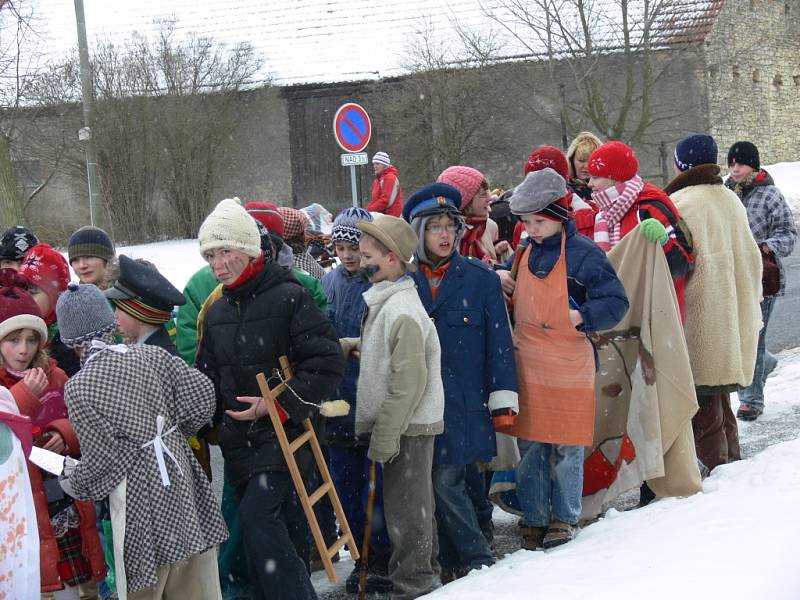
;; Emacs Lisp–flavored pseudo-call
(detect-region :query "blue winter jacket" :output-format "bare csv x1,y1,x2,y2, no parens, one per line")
501,219,629,333
321,265,371,445
412,253,518,466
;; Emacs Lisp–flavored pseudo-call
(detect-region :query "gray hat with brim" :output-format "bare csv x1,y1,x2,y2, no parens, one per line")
357,215,418,272
510,168,568,216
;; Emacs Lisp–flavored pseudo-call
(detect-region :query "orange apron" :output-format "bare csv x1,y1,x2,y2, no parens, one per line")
506,234,596,446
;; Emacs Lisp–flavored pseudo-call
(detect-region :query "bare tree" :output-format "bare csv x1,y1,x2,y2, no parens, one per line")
470,0,710,147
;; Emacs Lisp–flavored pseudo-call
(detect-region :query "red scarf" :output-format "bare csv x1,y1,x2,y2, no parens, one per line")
592,175,644,251
225,252,266,290
460,216,488,261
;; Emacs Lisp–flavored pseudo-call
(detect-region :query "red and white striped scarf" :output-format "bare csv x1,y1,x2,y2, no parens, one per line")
592,175,644,251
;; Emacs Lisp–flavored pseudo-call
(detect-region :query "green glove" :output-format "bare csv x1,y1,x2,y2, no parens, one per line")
640,218,668,245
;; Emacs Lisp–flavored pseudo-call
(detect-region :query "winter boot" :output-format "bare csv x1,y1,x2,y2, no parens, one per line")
542,521,575,549
736,403,763,421
519,525,547,551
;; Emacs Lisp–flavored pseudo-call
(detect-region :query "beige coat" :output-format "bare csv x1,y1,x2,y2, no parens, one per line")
667,164,763,390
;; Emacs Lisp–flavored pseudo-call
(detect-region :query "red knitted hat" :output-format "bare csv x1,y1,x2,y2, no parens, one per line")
587,141,639,182
524,146,570,180
0,269,47,344
18,244,70,325
276,207,310,242
245,202,285,239
437,166,487,210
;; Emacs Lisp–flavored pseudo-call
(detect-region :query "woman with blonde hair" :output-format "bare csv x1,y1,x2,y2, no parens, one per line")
566,131,603,200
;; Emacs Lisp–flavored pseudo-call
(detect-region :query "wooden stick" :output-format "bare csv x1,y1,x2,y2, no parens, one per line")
359,460,378,600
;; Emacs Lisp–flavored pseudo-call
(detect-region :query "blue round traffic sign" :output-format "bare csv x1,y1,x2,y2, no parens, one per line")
333,103,372,153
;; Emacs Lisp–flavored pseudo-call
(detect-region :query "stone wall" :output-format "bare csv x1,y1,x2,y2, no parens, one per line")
705,0,800,165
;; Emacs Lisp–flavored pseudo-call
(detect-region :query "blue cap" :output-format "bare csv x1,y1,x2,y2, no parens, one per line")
402,183,462,223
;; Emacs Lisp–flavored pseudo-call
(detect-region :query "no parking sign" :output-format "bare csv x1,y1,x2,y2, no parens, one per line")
333,103,372,153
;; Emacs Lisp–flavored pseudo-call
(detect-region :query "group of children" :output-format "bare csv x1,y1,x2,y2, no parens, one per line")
0,132,792,600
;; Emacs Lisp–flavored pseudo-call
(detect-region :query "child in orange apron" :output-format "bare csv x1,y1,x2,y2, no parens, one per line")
498,167,628,550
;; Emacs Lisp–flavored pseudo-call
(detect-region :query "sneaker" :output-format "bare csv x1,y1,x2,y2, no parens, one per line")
542,521,575,549
519,525,547,551
736,403,763,421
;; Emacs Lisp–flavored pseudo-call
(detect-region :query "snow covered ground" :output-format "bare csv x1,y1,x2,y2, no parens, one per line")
767,162,800,219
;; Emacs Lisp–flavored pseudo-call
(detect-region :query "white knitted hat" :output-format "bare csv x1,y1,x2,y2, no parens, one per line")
198,198,261,258
372,151,391,166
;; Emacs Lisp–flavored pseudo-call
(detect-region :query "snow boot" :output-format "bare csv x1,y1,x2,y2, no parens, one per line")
542,521,575,549
736,403,763,421
519,525,547,551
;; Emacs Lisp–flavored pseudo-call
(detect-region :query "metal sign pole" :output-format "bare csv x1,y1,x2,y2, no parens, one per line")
349,164,359,207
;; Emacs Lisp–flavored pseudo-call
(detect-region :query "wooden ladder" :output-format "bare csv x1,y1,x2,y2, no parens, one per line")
255,356,359,584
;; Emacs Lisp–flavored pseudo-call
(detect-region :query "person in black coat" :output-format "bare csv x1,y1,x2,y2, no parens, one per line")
105,254,185,356
195,199,344,600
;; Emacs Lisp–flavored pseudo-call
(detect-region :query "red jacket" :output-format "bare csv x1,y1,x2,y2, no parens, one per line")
617,183,694,321
368,166,404,216
0,361,106,592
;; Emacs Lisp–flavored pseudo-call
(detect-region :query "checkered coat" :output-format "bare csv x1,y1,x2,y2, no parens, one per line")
64,343,228,594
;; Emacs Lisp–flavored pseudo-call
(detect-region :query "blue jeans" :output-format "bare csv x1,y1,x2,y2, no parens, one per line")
432,463,494,570
328,444,389,549
464,463,493,531
516,440,583,527
739,296,776,409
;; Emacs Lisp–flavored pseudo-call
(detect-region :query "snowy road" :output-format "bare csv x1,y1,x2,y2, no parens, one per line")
769,248,800,353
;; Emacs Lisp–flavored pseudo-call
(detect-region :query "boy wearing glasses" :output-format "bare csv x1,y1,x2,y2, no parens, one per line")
403,184,518,582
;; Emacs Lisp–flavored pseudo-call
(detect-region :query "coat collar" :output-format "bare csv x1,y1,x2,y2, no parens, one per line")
362,276,416,308
663,164,723,195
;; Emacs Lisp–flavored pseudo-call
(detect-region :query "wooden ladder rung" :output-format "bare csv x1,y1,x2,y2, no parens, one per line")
288,429,314,453
307,481,332,507
326,535,349,559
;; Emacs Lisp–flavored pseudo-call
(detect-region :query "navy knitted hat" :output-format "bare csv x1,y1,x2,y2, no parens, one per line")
332,207,373,245
674,134,718,172
68,226,115,264
727,141,760,171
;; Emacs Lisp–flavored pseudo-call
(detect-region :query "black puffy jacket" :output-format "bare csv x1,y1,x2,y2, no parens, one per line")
197,262,344,486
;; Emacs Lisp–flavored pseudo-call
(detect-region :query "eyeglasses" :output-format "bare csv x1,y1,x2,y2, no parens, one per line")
425,224,459,234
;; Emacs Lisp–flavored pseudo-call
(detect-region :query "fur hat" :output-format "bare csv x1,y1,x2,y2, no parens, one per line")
245,202,285,239
727,141,760,171
436,166,487,211
357,215,418,272
524,146,570,180
0,269,48,344
587,141,639,182
198,198,261,259
18,244,70,325
68,226,114,264
332,207,373,245
0,226,38,262
674,134,718,171
372,152,391,166
55,282,116,348
510,168,570,221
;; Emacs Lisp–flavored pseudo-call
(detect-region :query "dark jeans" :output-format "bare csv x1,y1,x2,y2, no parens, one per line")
739,296,776,409
328,444,390,550
433,463,494,570
237,472,318,600
464,463,493,531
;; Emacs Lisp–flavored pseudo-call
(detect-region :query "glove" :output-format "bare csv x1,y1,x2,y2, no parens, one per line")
491,408,517,430
640,218,668,245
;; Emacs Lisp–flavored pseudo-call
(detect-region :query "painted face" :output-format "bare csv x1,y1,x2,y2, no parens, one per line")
114,307,141,339
0,259,21,271
0,328,40,371
466,187,492,218
359,236,395,284
520,214,563,244
203,247,252,285
27,284,52,320
573,154,591,181
728,161,754,183
334,241,362,273
588,176,618,192
424,214,458,262
70,256,108,286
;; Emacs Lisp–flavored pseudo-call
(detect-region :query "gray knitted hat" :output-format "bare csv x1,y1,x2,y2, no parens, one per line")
55,282,116,348
510,168,568,219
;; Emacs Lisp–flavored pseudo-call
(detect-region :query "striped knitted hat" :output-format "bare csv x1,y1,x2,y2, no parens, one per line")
332,207,372,245
68,226,115,264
